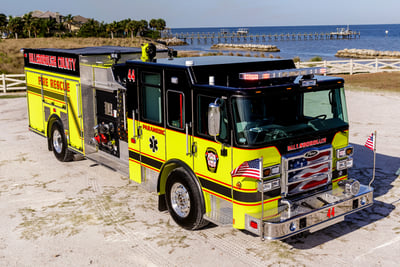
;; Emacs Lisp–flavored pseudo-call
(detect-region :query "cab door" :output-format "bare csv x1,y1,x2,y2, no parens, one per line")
192,93,233,210
136,68,166,190
165,69,193,169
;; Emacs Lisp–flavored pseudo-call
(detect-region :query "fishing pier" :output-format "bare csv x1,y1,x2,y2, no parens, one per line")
162,30,360,45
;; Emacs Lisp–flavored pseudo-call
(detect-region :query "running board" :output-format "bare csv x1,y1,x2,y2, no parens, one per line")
86,150,129,177
203,195,233,226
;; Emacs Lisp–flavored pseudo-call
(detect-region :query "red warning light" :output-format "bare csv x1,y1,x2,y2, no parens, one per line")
250,220,258,229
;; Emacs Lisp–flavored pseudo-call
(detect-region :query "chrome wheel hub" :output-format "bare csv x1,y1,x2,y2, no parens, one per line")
53,129,63,154
170,182,190,218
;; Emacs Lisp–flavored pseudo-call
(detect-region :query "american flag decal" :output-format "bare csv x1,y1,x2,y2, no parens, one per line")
231,158,262,180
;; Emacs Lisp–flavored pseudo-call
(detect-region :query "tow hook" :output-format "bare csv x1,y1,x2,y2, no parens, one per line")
281,199,293,217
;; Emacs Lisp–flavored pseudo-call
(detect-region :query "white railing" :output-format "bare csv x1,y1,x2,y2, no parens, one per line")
0,73,26,93
296,59,400,75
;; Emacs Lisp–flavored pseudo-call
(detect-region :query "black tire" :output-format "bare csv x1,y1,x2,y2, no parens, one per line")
165,168,208,230
50,122,73,162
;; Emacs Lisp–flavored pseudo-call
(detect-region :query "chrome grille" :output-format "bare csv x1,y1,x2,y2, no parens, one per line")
282,146,332,196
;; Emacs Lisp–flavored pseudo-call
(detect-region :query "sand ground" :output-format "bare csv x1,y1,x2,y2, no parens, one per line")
0,89,399,266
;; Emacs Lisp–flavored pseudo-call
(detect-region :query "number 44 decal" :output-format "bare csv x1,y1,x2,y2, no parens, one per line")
128,69,135,82
327,207,335,218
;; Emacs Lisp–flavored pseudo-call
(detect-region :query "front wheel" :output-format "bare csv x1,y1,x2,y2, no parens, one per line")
165,168,208,230
51,122,73,162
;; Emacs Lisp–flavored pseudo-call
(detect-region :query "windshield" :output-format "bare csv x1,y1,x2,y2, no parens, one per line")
232,88,348,146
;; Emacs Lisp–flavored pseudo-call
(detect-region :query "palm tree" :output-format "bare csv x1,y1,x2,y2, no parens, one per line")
31,18,42,38
44,18,57,35
64,14,74,33
127,20,140,39
120,19,131,37
106,21,118,39
78,19,100,37
155,19,166,31
7,16,23,39
137,20,148,36
23,12,33,38
149,19,157,31
0,13,7,34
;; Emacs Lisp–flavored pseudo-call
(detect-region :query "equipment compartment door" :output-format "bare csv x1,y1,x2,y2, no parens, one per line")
25,70,45,135
67,80,84,153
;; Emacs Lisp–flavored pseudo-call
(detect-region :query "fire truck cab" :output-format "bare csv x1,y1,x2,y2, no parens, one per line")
24,45,373,240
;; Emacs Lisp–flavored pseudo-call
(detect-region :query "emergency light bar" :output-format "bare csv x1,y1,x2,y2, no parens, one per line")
239,67,327,81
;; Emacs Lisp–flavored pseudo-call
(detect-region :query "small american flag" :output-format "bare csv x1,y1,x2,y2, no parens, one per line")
231,158,262,180
365,133,375,151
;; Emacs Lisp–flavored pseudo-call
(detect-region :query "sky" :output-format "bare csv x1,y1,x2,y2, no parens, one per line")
2,0,400,28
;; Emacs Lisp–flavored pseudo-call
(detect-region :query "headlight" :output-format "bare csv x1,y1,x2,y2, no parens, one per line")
258,178,280,192
336,146,353,159
263,164,280,178
336,157,353,171
338,179,360,195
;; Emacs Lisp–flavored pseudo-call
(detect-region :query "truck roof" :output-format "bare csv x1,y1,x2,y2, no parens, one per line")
128,56,294,68
127,56,297,87
24,46,143,56
154,56,290,66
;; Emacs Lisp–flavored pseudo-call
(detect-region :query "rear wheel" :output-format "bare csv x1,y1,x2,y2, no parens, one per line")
166,168,208,230
51,122,73,162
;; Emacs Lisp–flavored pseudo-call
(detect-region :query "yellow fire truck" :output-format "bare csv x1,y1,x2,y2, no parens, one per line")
24,44,373,240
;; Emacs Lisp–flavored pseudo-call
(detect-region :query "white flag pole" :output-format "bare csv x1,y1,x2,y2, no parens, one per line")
369,131,377,188
260,157,265,241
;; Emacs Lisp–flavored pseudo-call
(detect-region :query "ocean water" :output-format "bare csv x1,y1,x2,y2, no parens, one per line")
169,24,400,61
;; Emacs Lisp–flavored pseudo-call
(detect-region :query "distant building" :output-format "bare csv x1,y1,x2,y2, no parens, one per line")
32,10,64,24
72,15,90,25
30,10,91,32
70,15,90,32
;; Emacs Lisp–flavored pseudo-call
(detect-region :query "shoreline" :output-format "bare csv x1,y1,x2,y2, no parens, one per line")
335,48,400,59
210,43,280,52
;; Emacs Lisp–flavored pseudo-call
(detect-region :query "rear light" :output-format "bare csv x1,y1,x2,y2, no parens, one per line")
250,220,258,229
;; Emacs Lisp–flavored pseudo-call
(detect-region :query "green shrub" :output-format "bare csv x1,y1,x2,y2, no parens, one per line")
293,56,301,63
310,56,323,62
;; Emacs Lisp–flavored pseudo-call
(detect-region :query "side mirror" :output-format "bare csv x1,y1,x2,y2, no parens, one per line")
208,100,220,137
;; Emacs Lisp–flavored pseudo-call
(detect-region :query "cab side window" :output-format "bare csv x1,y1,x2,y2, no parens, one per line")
197,95,228,141
142,72,162,124
167,90,185,129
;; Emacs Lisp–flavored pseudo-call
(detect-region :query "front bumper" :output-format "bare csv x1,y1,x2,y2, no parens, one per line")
245,184,373,240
